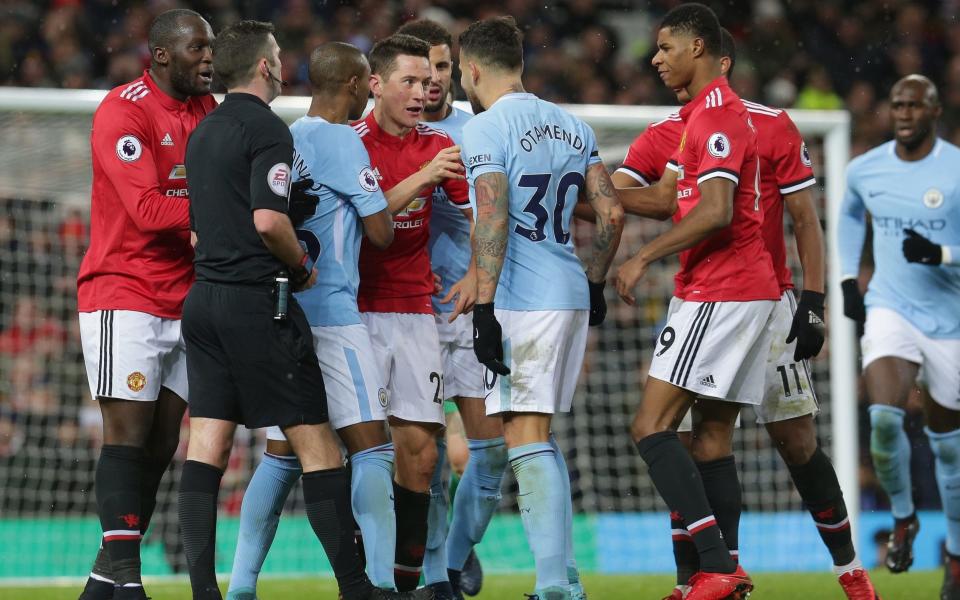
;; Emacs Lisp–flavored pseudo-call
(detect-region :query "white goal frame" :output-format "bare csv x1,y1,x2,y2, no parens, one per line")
0,88,857,532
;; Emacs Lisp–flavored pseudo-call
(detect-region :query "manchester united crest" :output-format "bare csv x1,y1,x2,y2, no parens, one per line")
127,371,146,392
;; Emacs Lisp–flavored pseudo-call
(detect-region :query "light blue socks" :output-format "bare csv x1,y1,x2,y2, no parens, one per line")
509,442,568,593
227,453,301,598
351,443,397,589
869,405,914,519
927,427,960,555
446,436,508,570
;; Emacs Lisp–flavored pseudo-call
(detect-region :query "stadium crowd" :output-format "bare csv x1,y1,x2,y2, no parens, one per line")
0,0,953,580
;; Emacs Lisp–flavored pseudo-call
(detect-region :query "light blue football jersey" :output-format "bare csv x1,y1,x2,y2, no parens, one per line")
462,92,602,311
839,138,960,338
426,106,473,313
289,116,388,327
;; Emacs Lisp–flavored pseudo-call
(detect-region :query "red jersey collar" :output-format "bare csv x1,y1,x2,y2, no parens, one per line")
141,70,192,111
362,110,417,149
679,76,731,121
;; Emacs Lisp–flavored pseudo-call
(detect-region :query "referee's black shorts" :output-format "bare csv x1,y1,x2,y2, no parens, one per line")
183,281,328,429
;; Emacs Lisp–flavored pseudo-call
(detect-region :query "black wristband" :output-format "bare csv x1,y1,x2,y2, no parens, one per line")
798,289,825,308
588,280,606,293
474,302,495,317
290,265,310,286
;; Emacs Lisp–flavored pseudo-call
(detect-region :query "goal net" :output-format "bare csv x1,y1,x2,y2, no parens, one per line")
0,88,855,580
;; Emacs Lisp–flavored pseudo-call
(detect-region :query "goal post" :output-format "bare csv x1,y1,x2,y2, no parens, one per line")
0,87,857,578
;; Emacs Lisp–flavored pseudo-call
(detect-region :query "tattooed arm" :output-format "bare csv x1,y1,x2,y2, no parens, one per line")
582,162,625,283
473,172,510,303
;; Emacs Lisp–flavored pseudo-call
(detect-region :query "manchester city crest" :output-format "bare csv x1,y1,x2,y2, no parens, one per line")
923,187,944,209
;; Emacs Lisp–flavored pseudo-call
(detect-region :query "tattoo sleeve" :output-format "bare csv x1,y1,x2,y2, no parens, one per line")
584,163,625,283
473,172,510,302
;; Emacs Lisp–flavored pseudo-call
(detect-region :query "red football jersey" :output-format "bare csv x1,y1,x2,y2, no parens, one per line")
78,71,217,318
741,100,817,292
669,77,778,302
354,112,469,313
616,112,681,185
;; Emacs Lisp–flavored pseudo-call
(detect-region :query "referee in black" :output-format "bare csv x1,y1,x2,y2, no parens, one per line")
179,21,416,600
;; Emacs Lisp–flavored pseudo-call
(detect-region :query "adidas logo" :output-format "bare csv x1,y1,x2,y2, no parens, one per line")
160,133,173,146
698,374,717,388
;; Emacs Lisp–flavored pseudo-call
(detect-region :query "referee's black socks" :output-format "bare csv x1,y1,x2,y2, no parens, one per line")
637,431,737,574
96,445,145,589
788,446,857,566
179,460,224,600
302,468,372,599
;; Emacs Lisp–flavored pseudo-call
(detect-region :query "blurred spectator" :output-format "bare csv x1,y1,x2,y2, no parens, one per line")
0,0,952,147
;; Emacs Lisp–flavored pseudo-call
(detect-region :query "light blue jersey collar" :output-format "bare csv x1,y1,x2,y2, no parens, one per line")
491,92,537,108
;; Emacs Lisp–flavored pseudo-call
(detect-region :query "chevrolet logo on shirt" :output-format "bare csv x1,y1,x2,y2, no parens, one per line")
168,164,187,180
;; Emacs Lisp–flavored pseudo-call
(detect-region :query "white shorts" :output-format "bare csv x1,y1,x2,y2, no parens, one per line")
78,310,188,402
483,309,589,416
361,312,445,425
436,312,486,400
862,307,960,410
678,292,817,430
649,298,776,406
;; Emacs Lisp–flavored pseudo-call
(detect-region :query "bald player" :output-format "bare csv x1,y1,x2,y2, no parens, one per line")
224,43,428,600
840,74,960,598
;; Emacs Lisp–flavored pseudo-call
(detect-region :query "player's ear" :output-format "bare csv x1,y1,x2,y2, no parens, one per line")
153,46,169,68
469,61,480,86
369,73,382,97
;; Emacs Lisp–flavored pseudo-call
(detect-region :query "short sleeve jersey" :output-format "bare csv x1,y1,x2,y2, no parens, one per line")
289,116,388,327
354,112,469,314
668,77,778,302
742,101,817,292
616,113,682,186
426,106,474,314
186,93,295,286
840,139,960,338
77,71,217,318
461,92,602,310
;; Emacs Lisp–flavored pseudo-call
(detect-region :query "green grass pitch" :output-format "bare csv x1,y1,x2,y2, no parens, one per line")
0,570,939,599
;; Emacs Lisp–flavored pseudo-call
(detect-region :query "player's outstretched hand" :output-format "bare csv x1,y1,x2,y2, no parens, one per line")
786,290,825,361
902,228,943,265
442,268,478,323
424,146,465,185
289,178,320,227
472,303,510,376
588,279,607,326
840,278,865,324
615,255,648,306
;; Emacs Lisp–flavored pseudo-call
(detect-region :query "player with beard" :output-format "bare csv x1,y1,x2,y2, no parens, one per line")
840,75,960,599
76,9,216,600
353,33,470,592
395,19,501,599
459,16,623,600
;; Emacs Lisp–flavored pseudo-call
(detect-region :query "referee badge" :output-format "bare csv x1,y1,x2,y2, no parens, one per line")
127,371,146,392
267,163,291,197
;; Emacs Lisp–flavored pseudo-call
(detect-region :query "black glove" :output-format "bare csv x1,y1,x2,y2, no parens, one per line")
588,280,607,326
473,303,510,376
840,278,865,324
902,228,942,265
786,290,825,362
289,178,319,227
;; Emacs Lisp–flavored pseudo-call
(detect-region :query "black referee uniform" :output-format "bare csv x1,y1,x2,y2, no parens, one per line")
183,92,326,429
